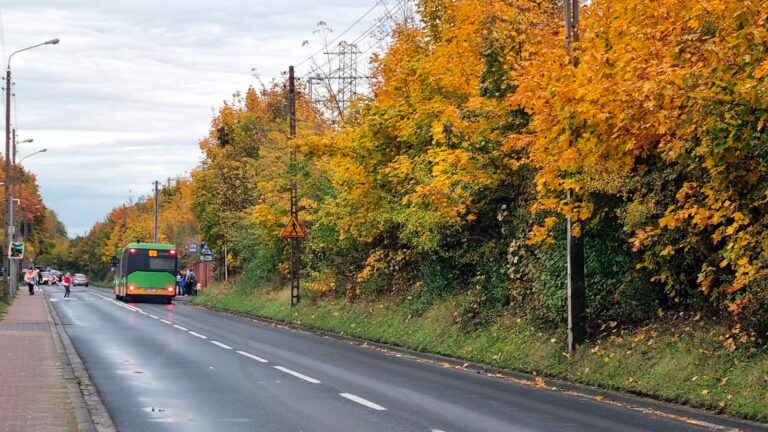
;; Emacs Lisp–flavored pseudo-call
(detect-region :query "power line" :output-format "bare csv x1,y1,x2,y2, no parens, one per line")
295,0,387,69
299,0,408,81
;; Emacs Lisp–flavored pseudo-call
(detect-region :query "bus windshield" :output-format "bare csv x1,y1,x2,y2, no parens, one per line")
126,249,177,274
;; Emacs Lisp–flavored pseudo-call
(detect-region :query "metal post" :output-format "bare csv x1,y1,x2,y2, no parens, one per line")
288,65,300,306
566,0,585,353
11,129,16,235
8,198,14,296
4,67,11,294
153,180,159,243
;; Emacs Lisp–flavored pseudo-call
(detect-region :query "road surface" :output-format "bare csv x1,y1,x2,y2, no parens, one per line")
46,285,757,432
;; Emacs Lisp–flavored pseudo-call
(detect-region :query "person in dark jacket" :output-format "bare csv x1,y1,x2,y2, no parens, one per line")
184,268,197,296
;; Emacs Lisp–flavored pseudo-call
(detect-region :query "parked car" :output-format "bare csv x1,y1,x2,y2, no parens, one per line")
40,270,62,284
72,273,89,287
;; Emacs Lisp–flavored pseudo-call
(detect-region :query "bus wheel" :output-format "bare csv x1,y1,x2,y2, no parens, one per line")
123,295,131,303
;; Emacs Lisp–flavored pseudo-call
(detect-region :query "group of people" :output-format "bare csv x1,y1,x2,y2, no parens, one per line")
23,268,72,298
177,268,198,296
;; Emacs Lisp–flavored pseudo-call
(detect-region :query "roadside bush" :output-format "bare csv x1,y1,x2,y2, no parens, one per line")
234,225,282,290
458,262,510,331
408,257,455,316
737,276,768,341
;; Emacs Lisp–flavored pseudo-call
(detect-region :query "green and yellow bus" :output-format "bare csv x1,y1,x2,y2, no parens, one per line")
114,243,177,303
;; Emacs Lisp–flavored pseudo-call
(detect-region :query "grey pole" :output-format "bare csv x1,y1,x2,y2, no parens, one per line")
565,0,585,353
5,66,12,295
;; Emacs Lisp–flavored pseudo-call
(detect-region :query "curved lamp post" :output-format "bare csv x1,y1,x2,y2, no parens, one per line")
4,38,58,294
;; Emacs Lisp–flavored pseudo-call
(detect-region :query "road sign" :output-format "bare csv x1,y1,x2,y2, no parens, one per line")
200,244,213,262
8,241,24,260
280,215,306,239
188,240,198,254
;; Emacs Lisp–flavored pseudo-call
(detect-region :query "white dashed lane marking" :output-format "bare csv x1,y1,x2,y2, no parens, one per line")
189,331,208,339
160,319,172,324
173,325,188,331
211,341,233,350
339,393,387,411
236,351,269,363
274,366,321,384
149,315,158,319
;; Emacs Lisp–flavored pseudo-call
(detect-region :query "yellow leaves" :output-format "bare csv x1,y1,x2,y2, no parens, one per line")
660,246,675,256
754,59,768,79
528,216,559,244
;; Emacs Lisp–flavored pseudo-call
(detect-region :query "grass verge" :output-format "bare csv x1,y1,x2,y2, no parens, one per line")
194,284,768,423
0,294,11,320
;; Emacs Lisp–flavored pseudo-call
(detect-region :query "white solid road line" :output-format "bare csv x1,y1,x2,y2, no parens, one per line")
189,331,208,339
160,319,172,324
236,351,269,363
173,325,188,331
339,393,387,411
273,366,321,384
211,341,233,350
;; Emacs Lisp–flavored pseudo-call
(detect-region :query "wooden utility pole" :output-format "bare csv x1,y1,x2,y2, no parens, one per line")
565,0,585,353
153,180,159,243
288,65,301,306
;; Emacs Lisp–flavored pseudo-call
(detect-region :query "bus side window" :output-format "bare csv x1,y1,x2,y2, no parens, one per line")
121,250,128,275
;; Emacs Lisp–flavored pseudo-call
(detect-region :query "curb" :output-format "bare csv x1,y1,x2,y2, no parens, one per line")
194,302,768,432
43,290,116,432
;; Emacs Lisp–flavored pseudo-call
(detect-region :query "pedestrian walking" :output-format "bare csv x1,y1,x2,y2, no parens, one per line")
35,267,42,291
24,268,37,296
177,270,185,295
184,268,197,296
62,272,72,298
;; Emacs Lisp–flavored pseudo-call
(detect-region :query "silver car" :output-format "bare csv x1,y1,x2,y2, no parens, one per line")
72,273,89,287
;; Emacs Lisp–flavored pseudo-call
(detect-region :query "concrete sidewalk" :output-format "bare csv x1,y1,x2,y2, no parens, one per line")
0,290,77,432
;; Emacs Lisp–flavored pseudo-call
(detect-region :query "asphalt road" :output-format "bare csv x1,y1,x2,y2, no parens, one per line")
46,285,757,432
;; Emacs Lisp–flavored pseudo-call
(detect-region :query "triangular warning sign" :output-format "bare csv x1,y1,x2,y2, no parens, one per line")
280,215,306,239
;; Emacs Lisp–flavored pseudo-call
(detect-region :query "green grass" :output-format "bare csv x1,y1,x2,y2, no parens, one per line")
194,284,768,423
0,294,11,320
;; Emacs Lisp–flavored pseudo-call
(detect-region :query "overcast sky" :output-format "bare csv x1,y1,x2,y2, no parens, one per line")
1,0,388,236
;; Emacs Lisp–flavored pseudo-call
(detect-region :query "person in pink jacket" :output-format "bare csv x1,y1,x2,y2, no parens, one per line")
23,268,37,296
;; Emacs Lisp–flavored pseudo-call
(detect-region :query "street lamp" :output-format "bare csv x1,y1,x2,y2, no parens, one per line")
12,137,34,219
19,148,47,163
4,38,59,295
16,148,47,242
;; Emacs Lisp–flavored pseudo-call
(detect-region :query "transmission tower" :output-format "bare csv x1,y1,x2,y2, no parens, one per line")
305,40,365,121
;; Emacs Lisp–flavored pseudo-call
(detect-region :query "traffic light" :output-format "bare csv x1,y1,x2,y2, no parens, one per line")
8,241,24,260
217,126,229,147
